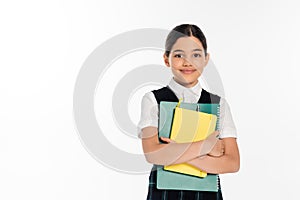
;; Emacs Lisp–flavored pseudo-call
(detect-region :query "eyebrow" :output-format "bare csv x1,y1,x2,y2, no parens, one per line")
172,49,202,53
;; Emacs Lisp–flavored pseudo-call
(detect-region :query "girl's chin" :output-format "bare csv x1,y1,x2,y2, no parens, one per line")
174,78,198,87
178,75,199,83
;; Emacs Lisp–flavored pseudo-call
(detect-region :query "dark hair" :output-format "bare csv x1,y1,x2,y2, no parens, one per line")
165,24,207,57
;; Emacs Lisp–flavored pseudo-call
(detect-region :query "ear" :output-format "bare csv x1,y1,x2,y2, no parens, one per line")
204,53,210,67
163,53,170,67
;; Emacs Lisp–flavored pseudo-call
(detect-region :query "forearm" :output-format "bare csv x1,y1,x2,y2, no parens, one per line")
144,141,207,166
142,127,218,166
187,154,240,174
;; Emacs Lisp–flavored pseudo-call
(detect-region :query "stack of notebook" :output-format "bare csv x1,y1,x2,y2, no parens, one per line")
156,101,220,192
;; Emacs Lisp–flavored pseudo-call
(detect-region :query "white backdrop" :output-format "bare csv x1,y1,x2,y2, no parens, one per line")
1,0,300,199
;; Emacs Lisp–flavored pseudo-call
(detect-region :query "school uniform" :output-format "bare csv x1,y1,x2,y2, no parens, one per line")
138,78,237,200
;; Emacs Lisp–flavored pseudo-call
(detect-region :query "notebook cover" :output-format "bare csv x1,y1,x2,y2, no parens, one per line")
164,107,217,178
156,101,220,192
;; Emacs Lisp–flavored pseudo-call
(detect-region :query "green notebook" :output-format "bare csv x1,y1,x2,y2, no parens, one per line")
156,101,220,192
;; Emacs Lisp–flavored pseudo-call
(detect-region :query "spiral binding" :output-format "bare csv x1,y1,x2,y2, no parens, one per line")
216,104,221,131
216,103,221,190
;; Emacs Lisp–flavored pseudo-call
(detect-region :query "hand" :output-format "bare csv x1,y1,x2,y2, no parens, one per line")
208,139,224,157
160,137,176,144
199,131,219,156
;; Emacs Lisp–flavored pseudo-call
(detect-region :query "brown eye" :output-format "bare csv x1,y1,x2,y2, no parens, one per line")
174,54,184,58
193,53,201,58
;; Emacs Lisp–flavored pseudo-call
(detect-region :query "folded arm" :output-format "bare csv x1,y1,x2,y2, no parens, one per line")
187,137,240,174
141,126,219,166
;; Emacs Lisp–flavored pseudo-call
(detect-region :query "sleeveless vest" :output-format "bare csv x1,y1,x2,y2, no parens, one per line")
152,86,220,104
150,86,222,191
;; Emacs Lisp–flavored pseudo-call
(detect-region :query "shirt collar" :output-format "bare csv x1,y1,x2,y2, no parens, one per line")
168,78,202,99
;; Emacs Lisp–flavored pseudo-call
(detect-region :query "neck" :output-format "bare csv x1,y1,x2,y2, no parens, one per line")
173,78,198,88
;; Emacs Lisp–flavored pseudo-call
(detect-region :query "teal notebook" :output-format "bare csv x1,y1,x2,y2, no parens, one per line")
156,101,220,192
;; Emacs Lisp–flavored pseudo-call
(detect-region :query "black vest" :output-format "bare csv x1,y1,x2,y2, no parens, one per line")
150,86,221,188
152,86,220,104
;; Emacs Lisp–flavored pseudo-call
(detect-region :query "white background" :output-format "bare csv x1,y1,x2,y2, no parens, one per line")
1,0,300,199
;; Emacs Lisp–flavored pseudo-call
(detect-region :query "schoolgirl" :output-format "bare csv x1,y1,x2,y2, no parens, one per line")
138,24,240,200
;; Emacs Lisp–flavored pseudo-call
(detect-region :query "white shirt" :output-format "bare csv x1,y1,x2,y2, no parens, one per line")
137,78,237,139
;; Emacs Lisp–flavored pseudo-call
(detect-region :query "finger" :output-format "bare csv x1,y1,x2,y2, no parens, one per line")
214,130,220,138
210,131,219,139
162,137,176,143
207,132,218,144
208,131,219,142
160,137,169,142
160,137,172,143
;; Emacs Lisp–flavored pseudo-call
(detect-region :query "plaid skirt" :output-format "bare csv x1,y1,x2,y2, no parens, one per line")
146,170,223,200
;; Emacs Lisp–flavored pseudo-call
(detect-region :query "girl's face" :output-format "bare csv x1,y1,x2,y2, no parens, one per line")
164,36,209,88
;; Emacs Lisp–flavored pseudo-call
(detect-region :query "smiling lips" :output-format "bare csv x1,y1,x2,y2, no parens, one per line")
180,69,196,74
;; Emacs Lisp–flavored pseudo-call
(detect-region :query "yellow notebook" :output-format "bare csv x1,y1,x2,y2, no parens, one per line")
164,105,217,178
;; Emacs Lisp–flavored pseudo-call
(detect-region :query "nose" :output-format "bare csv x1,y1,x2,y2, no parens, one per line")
183,58,192,67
